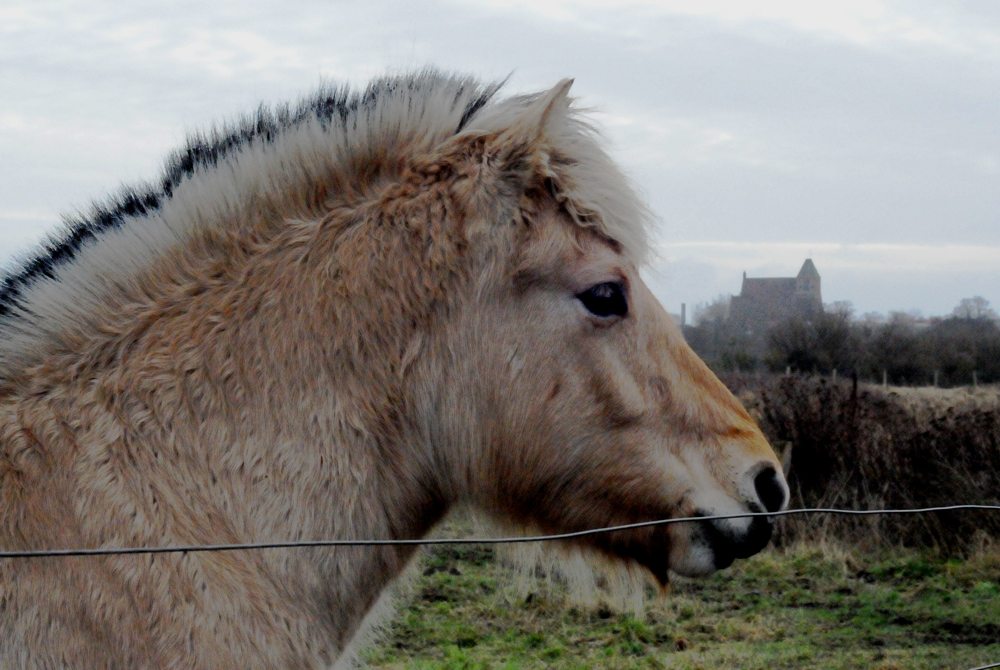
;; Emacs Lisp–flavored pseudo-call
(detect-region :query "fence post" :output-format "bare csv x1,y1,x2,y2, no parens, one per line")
882,369,887,389
786,365,791,376
832,369,838,381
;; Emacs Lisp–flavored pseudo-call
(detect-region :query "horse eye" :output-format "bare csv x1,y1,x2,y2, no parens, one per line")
577,282,628,318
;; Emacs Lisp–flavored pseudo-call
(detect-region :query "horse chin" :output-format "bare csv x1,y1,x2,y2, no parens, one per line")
663,513,776,578
620,536,715,586
666,539,721,578
598,521,729,585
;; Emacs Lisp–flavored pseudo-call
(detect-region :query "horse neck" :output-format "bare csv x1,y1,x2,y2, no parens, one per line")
3,222,453,653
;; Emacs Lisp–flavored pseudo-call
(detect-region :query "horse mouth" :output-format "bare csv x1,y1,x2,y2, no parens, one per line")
625,510,775,581
696,512,774,570
584,508,777,584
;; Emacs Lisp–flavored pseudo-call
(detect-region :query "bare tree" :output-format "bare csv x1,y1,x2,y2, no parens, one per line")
826,300,854,318
693,294,731,325
952,296,998,320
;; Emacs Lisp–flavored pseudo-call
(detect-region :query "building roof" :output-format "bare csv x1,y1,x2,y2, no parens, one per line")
797,258,819,277
740,277,796,302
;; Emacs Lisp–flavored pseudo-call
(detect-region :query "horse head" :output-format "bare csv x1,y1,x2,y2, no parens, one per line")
0,73,789,668
395,80,789,582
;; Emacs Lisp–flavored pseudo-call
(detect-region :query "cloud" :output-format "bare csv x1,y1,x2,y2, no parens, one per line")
645,241,1000,315
459,0,891,43
1,0,998,317
660,241,1000,273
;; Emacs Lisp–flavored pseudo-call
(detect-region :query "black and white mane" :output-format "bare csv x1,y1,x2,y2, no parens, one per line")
0,72,501,324
0,71,647,379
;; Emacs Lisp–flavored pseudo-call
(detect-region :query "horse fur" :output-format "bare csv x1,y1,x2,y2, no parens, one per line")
0,70,786,668
0,72,647,376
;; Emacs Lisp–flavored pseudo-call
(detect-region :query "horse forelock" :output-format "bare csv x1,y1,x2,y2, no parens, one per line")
0,69,651,378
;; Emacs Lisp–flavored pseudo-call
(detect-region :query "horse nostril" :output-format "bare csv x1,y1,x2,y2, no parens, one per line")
754,466,786,514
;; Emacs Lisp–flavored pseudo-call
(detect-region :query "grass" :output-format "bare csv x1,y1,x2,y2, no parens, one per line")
362,542,1000,669
360,380,1000,668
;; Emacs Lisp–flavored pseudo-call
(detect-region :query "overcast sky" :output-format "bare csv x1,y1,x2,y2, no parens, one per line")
2,0,999,316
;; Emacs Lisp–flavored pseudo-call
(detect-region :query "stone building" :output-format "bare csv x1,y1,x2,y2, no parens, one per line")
729,259,822,336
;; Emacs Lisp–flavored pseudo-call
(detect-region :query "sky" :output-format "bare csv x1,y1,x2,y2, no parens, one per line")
2,0,999,317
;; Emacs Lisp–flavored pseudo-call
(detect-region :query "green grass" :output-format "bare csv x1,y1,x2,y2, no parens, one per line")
361,544,1000,669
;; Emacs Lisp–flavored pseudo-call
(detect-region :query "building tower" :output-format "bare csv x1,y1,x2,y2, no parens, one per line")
795,258,821,305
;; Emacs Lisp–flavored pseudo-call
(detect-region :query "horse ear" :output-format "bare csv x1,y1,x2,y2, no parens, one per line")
450,80,574,226
507,78,574,146
482,78,573,187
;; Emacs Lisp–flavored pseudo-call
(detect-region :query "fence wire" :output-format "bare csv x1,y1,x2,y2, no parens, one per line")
3,504,999,670
2,504,999,558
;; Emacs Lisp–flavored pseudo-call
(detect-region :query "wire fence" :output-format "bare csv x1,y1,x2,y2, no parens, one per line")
3,503,999,558
3,504,999,670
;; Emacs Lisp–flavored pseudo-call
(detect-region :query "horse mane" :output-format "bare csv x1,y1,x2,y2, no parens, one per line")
0,69,651,378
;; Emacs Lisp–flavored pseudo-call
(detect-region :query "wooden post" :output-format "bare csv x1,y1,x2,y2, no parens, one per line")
882,370,887,389
786,365,791,376
832,369,838,381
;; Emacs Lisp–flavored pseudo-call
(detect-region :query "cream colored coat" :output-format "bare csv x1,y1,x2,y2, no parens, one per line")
0,73,787,668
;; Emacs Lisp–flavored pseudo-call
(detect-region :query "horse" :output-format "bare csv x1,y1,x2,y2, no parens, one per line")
0,70,788,668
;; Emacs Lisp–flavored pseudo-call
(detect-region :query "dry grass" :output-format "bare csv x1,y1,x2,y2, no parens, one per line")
724,374,1000,554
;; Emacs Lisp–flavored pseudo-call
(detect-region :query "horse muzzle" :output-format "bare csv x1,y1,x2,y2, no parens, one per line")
669,464,789,576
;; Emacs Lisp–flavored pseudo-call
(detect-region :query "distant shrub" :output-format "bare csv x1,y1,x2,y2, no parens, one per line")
688,300,1000,387
723,374,1000,555
764,311,859,375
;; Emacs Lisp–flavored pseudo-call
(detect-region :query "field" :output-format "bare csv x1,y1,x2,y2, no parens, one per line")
361,380,1000,669
361,542,1000,669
